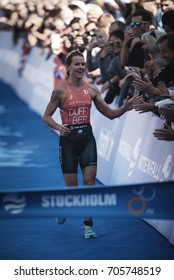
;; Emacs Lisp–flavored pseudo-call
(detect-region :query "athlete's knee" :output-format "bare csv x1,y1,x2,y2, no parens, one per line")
64,174,78,187
83,173,96,185
82,165,96,185
83,178,95,185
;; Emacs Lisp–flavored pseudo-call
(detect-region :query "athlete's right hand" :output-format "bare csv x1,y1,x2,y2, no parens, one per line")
59,124,71,137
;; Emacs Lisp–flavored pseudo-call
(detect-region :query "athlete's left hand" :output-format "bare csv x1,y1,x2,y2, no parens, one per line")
59,124,71,137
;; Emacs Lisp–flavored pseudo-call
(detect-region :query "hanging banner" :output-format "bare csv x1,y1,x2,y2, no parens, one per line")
0,181,174,219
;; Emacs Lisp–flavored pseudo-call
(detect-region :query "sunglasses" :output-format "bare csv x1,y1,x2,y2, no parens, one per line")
130,21,142,28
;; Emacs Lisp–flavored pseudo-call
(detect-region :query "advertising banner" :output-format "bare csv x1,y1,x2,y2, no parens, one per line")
92,108,126,184
1,181,174,220
136,114,174,182
110,110,152,184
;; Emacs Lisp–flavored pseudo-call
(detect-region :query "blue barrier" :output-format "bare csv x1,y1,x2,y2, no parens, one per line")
1,181,174,219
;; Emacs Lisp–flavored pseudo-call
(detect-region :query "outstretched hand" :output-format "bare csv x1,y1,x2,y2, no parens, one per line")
144,54,161,77
124,95,143,111
157,81,170,97
134,100,155,113
159,107,174,122
153,124,174,141
132,77,155,93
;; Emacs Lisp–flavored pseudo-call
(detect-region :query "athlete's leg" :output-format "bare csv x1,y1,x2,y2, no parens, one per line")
82,165,96,185
60,136,78,186
80,132,97,186
63,173,78,186
80,134,97,237
82,165,97,237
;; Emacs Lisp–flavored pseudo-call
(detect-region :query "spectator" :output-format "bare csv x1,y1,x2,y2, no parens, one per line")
86,28,108,83
132,33,174,125
162,9,174,33
109,20,126,34
86,3,103,23
120,9,153,68
117,8,153,106
59,5,74,26
85,21,97,44
124,0,145,20
132,33,174,95
103,0,126,22
153,0,163,31
68,17,88,54
160,0,174,12
68,0,87,23
153,0,174,32
131,29,166,114
96,13,115,38
100,29,125,104
142,29,166,79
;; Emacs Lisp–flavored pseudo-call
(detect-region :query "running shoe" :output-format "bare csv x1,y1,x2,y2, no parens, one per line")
82,225,97,238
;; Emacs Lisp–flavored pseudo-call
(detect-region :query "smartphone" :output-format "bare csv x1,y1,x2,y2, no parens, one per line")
91,35,97,43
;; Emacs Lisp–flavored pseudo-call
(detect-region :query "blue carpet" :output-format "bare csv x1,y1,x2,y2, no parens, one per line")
0,80,174,260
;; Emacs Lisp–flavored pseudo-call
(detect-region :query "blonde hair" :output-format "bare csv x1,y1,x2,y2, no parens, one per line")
96,13,115,29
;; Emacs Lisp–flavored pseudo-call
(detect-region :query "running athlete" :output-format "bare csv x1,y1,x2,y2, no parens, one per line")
43,50,141,238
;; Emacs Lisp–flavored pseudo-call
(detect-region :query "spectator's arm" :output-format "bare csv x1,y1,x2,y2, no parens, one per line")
153,124,174,141
120,31,134,66
133,100,156,114
132,77,161,95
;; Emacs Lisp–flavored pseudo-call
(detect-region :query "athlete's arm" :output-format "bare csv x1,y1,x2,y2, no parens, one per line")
43,85,70,135
88,83,141,119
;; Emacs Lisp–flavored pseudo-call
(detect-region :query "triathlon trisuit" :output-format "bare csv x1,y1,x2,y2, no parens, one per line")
59,81,97,174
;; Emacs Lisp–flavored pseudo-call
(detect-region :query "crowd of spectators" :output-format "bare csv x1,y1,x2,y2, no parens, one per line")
0,0,174,141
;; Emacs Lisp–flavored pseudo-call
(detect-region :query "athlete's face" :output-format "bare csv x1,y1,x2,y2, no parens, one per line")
68,55,86,78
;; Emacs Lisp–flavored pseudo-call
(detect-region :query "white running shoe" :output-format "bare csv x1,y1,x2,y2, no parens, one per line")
82,225,97,238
